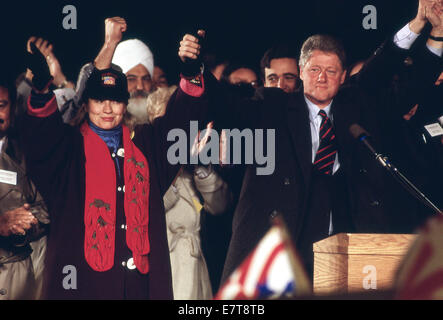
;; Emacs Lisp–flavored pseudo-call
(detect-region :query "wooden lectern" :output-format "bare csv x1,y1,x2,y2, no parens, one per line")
313,233,417,294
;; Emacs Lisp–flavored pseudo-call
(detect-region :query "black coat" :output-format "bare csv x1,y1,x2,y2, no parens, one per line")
204,39,442,283
19,86,210,299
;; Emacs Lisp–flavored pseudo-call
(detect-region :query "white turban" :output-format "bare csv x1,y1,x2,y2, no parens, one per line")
112,39,154,77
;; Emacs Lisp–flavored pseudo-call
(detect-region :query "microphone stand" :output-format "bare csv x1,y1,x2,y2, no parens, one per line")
371,151,442,215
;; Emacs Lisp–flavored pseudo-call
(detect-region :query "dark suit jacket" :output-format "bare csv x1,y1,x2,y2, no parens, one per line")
203,38,442,284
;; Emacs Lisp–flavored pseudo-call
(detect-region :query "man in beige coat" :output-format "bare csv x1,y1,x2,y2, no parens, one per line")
0,76,49,300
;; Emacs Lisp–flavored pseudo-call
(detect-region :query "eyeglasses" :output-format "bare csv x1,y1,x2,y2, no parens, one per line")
232,81,259,89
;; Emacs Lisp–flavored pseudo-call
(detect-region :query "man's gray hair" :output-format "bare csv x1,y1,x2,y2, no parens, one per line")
299,35,346,69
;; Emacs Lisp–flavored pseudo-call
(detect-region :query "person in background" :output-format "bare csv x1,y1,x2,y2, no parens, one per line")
16,37,76,118
399,66,443,222
0,73,49,300
203,52,229,81
220,62,259,87
153,65,169,89
260,43,300,93
219,61,260,98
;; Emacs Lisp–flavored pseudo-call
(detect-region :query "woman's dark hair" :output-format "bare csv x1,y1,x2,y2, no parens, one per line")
219,61,260,86
69,102,89,127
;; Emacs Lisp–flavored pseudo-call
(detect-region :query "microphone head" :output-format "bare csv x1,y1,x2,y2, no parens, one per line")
349,123,368,140
0,118,4,124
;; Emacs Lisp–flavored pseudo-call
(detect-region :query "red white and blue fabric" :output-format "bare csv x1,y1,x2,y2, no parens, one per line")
215,226,300,300
313,110,337,175
395,215,443,299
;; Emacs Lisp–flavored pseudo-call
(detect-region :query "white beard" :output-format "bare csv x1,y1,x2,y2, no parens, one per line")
127,97,149,125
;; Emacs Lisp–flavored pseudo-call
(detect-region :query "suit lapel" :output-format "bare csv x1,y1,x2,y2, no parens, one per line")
285,92,312,188
330,93,359,173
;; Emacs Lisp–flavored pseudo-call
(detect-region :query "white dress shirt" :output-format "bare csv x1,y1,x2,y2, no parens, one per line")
394,23,443,57
304,96,340,175
304,96,337,235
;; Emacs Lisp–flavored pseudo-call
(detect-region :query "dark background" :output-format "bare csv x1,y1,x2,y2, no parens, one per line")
0,0,422,83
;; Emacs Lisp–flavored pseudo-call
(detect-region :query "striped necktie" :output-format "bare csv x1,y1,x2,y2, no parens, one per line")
313,110,337,175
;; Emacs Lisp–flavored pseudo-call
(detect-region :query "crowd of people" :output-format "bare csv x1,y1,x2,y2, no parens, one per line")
0,0,442,300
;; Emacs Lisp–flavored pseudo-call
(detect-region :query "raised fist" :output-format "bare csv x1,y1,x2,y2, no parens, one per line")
178,30,205,63
104,17,127,45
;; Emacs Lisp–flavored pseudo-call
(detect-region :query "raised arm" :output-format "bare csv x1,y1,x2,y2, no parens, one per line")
176,31,270,130
16,37,74,117
144,31,279,194
26,37,74,89
397,1,443,110
137,30,211,194
94,17,127,70
355,0,442,92
19,41,78,210
407,0,443,84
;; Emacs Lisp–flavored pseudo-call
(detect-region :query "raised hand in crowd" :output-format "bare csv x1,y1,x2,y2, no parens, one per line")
426,0,443,37
178,30,206,78
26,37,73,89
411,0,433,32
0,204,38,237
25,41,52,92
105,16,127,45
94,16,127,70
178,30,205,63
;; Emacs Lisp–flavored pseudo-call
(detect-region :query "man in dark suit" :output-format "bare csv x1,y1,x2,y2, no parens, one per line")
179,0,443,283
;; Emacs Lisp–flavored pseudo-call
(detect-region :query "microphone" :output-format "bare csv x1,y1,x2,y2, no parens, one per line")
0,119,4,124
349,124,390,168
349,123,442,215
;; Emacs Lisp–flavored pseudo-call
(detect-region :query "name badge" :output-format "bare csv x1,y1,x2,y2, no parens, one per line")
0,169,17,185
424,123,443,137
